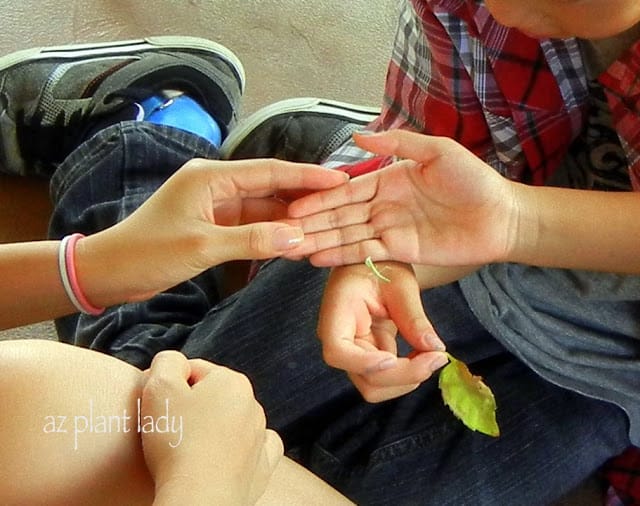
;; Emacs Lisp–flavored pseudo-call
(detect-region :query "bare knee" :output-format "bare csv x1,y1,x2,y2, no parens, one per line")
0,340,153,505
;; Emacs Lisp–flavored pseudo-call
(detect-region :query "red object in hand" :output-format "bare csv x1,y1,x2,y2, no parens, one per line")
337,156,394,178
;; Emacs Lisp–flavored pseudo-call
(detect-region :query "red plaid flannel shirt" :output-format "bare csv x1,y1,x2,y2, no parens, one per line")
361,0,640,191
371,0,589,185
604,446,640,505
328,0,640,502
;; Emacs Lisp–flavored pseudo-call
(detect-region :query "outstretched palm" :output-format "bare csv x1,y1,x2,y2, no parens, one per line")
289,131,517,267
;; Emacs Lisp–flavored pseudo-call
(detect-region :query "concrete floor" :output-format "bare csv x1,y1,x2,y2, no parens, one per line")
0,0,397,116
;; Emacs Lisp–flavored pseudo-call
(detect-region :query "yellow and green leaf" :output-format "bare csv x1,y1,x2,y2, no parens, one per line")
438,354,500,437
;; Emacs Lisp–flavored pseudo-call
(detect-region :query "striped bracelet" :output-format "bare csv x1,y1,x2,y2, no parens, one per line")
58,233,105,316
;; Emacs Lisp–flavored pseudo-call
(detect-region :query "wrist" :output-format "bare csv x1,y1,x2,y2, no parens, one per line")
413,264,479,289
504,181,541,265
74,230,151,309
58,234,106,315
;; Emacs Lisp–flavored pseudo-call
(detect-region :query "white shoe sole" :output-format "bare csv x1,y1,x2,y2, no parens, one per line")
220,97,380,159
0,35,245,93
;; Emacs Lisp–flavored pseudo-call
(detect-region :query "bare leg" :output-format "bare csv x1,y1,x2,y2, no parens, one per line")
0,339,153,505
0,339,351,505
259,458,353,505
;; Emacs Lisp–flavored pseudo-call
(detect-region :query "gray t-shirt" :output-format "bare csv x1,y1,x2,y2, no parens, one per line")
459,31,640,445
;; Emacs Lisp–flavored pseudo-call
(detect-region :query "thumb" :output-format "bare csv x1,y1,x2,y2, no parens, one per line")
384,267,446,353
214,223,305,261
354,129,452,166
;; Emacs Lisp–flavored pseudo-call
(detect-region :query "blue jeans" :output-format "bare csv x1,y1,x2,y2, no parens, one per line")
49,122,630,505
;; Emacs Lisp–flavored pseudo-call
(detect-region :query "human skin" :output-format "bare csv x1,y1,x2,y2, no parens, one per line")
0,340,353,505
289,130,640,275
141,351,283,505
484,0,640,39
317,261,450,402
287,0,640,398
0,156,353,503
0,158,347,330
286,2,640,270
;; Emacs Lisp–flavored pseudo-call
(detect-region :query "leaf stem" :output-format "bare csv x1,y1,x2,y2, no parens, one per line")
365,256,391,283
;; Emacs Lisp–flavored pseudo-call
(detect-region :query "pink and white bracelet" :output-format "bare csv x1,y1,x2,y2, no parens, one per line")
58,233,105,316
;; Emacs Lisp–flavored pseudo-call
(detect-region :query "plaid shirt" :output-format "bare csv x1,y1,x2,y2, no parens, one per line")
600,48,640,190
325,0,640,502
603,445,640,506
327,0,640,191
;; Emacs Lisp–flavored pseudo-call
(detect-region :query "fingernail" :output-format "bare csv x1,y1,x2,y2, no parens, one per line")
365,357,397,374
272,227,304,250
423,333,446,351
429,354,449,372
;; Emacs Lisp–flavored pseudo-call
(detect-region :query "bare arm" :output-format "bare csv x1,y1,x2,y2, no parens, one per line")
0,159,348,330
0,240,75,328
289,130,640,274
511,183,640,273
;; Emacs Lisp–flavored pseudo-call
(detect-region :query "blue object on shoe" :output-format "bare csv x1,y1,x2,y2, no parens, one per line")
139,94,223,148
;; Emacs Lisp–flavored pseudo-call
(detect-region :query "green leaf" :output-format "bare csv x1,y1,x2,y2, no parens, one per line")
438,354,500,437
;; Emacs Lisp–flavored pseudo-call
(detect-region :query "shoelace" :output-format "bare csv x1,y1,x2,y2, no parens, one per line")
15,88,149,172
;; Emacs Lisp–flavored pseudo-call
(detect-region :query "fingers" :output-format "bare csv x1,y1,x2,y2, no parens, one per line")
289,201,373,234
301,239,391,266
286,223,382,262
383,265,446,352
350,351,448,403
288,168,379,219
144,350,192,394
146,352,226,390
318,263,449,403
185,358,217,385
213,222,305,261
347,333,447,404
322,334,399,375
353,130,459,165
318,270,398,374
216,158,349,196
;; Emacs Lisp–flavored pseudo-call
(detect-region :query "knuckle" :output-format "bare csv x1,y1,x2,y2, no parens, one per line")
350,374,385,403
359,387,385,404
228,369,255,395
408,315,427,333
327,210,340,229
181,157,208,173
321,346,339,366
143,373,173,397
248,226,268,255
254,403,268,428
408,369,430,384
155,349,182,360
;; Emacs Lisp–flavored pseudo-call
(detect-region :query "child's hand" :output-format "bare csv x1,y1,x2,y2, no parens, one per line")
141,351,283,505
77,158,348,306
318,263,448,402
288,130,518,268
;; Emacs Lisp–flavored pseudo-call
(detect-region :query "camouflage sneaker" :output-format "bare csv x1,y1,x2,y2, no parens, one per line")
220,97,379,163
0,36,245,177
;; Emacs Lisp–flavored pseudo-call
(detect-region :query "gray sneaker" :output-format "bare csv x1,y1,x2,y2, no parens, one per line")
220,97,380,163
0,36,245,177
